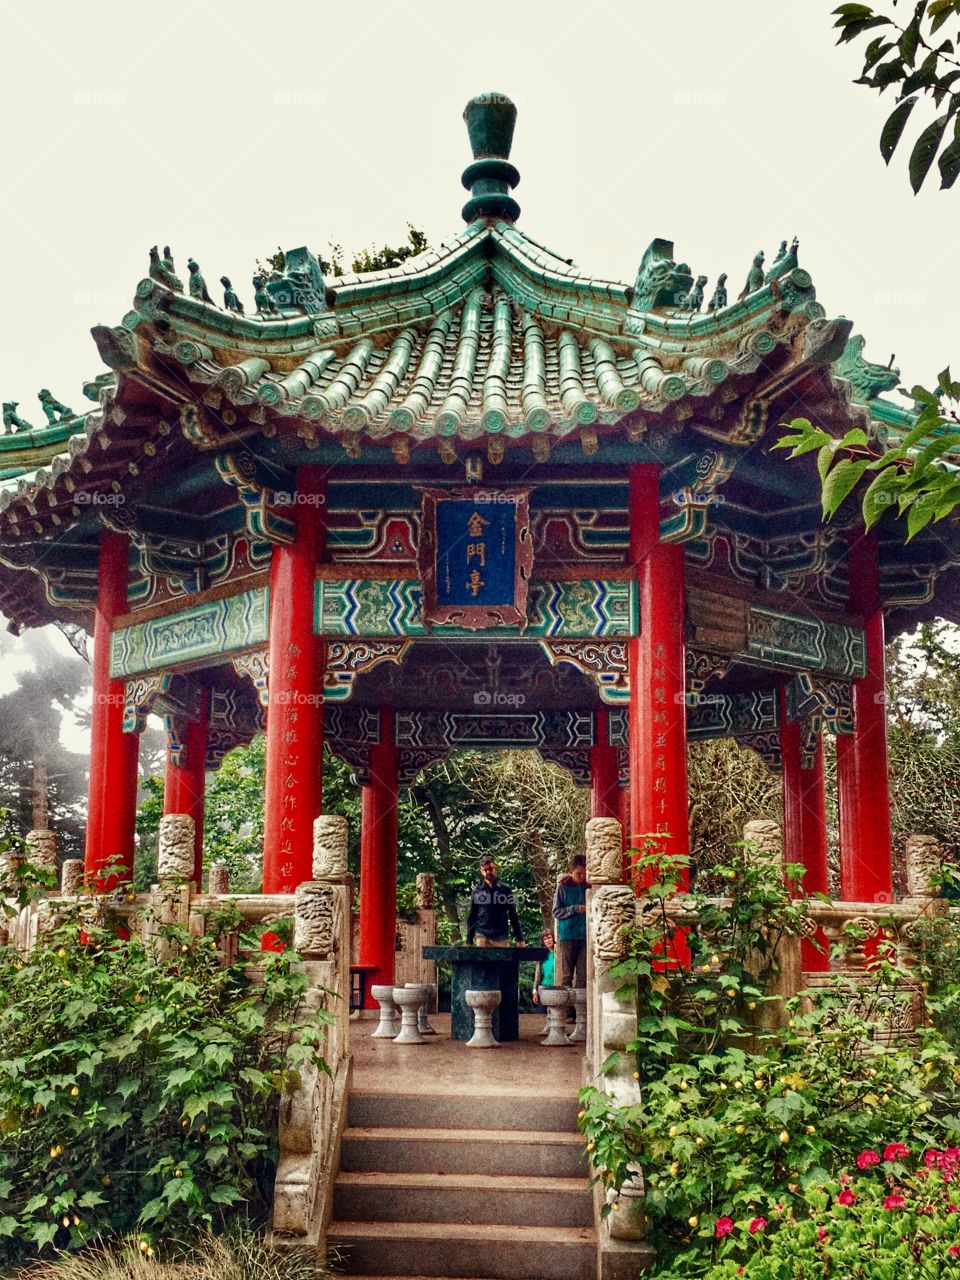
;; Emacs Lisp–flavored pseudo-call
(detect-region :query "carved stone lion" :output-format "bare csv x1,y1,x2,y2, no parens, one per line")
592,885,635,963
905,834,941,899
312,815,349,880
586,817,623,885
157,813,196,880
294,883,341,956
415,872,435,910
25,828,57,871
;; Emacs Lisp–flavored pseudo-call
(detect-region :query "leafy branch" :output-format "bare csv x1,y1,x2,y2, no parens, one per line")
834,1,960,190
774,369,960,538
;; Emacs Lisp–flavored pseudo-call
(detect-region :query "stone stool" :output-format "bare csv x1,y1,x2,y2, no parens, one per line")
539,986,572,1046
567,987,587,1043
405,981,438,1035
392,986,427,1045
465,989,502,1048
371,984,400,1039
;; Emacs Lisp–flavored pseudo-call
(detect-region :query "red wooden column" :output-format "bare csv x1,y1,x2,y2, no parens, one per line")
359,711,399,1005
627,464,690,888
262,467,326,895
163,688,209,884
837,534,893,904
779,691,829,972
590,710,621,820
85,531,140,887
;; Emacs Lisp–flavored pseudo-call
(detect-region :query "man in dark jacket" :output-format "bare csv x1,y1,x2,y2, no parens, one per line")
466,856,526,947
553,854,588,987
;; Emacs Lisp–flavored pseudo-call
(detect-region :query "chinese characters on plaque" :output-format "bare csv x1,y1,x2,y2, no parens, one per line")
651,641,671,835
417,489,533,630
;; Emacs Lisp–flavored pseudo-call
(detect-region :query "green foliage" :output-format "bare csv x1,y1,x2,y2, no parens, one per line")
702,1155,960,1278
775,377,960,537
316,225,429,277
0,905,330,1266
834,2,960,191
578,843,960,1276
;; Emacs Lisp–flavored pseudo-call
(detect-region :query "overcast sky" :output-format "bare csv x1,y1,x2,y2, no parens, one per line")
0,0,956,424
1,0,957,754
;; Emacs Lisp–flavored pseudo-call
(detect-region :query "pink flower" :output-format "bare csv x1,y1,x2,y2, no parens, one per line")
817,1227,828,1240
884,1143,910,1162
949,1245,960,1258
926,1150,944,1169
883,1194,906,1210
950,1204,959,1213
715,1217,734,1238
837,1188,857,1206
857,1150,881,1169
749,1217,768,1234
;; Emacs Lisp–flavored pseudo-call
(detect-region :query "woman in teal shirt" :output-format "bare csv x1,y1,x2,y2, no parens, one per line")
533,928,556,1004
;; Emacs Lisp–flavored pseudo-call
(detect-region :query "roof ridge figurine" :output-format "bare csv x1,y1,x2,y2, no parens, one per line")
149,245,183,292
2,402,32,434
681,274,708,312
766,236,800,283
738,250,765,301
37,389,73,424
252,272,281,316
187,258,214,305
631,238,695,312
220,277,244,314
707,273,728,311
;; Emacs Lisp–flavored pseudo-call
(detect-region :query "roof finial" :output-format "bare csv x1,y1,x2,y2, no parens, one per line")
461,93,520,223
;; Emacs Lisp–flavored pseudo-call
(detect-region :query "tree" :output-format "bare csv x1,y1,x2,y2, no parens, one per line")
834,1,960,191
0,631,90,860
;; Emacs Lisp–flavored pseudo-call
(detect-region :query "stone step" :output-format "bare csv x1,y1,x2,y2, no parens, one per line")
333,1170,593,1227
326,1220,596,1280
348,1089,580,1134
339,1127,587,1179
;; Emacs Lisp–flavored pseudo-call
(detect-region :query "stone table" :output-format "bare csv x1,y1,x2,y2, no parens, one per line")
423,945,548,1043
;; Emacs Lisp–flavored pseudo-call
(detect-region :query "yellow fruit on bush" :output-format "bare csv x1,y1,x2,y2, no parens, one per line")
57,948,68,959
688,1215,699,1228
805,1125,816,1134
70,1086,80,1097
735,1125,746,1134
734,1081,743,1090
695,1136,705,1146
779,1130,790,1144
669,1161,680,1176
174,1169,183,1178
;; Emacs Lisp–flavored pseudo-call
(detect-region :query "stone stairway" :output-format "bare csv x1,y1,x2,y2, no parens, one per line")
328,1086,596,1280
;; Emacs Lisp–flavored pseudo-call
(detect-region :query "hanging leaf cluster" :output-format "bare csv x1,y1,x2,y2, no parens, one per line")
774,368,960,539
834,1,960,191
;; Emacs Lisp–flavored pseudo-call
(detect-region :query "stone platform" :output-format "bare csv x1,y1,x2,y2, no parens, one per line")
350,1013,582,1097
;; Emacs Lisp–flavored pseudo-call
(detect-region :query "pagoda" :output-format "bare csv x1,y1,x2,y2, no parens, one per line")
0,93,955,995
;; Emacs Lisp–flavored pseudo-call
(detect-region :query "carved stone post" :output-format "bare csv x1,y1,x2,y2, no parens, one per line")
158,813,197,881
905,834,941,901
742,818,782,862
61,860,85,896
207,861,230,895
586,817,625,886
313,815,349,881
25,829,57,874
415,872,435,909
742,818,799,1024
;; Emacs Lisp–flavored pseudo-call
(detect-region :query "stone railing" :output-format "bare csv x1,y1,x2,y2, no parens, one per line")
1,814,354,1252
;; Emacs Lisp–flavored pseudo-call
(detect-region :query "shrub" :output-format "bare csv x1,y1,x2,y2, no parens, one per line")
702,1147,960,1279
0,892,330,1267
578,843,960,1276
12,1228,332,1280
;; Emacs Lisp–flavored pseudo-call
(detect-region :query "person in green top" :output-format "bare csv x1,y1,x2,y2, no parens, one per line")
532,928,555,1005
